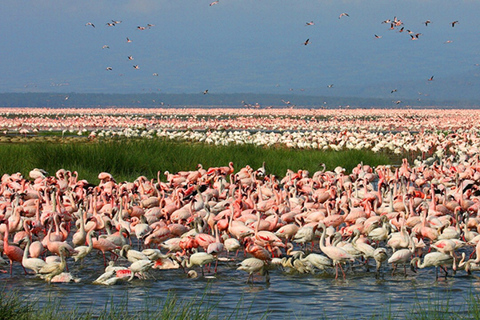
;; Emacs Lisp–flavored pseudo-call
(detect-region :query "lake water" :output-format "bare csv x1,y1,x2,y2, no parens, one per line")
2,248,479,319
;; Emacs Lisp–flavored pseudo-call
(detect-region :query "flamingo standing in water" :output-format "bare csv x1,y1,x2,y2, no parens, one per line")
237,257,269,283
181,252,215,276
3,220,27,275
21,237,46,274
37,246,70,283
318,223,354,279
410,252,454,279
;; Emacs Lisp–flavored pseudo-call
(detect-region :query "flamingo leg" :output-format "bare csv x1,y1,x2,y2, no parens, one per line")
339,263,346,279
391,263,397,276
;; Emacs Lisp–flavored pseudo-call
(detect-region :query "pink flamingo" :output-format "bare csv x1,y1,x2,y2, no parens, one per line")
3,220,27,275
318,223,354,279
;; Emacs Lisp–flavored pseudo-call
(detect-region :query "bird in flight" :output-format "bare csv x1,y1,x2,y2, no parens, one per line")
210,1,219,6
304,38,310,45
394,100,402,104
305,21,314,26
444,40,453,44
203,89,209,94
424,20,431,26
106,22,115,27
112,20,122,24
428,76,434,81
410,33,422,40
137,26,146,30
339,13,349,19
153,73,159,76
327,84,334,88
85,22,95,28
126,37,132,43
102,45,110,49
106,67,113,71
391,89,397,93
133,65,139,69
374,34,382,39
451,21,459,27
128,56,134,60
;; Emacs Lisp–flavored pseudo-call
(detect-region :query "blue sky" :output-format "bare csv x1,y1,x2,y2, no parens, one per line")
2,0,480,98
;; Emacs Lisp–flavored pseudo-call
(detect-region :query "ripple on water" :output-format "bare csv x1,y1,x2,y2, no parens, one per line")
3,259,480,318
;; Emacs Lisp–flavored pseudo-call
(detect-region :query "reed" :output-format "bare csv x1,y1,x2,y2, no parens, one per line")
0,138,393,183
2,287,480,320
0,289,267,320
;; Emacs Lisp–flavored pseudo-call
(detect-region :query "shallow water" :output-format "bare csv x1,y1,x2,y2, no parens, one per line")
3,249,480,319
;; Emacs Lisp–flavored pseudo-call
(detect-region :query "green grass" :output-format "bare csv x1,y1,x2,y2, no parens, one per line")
0,138,394,183
0,289,267,320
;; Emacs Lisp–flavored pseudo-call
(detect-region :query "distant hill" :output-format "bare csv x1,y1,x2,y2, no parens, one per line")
0,92,479,108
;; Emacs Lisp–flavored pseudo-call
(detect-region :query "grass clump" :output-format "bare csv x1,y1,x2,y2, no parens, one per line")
0,138,393,183
0,290,33,320
0,289,268,320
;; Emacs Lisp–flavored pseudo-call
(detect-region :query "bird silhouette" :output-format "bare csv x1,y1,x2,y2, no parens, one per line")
451,21,459,27
304,38,310,45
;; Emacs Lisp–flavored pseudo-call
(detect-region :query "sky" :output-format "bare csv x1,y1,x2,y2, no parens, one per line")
1,0,480,99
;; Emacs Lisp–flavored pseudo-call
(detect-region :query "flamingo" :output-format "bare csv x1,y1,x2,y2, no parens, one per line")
410,252,454,279
37,246,69,283
181,252,215,276
237,257,269,283
318,223,354,279
128,260,154,281
73,229,97,265
21,237,46,274
387,234,415,276
3,220,27,275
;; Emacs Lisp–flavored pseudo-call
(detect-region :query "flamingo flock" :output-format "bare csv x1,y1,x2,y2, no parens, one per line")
2,150,480,284
2,108,480,160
